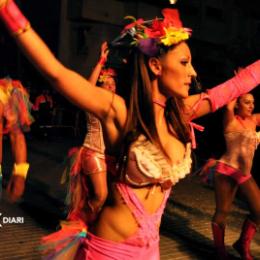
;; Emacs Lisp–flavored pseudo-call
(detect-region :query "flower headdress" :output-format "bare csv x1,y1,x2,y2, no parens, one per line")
98,68,117,83
111,9,191,57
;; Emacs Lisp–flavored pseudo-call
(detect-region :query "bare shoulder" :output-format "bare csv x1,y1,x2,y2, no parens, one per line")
108,93,127,128
252,113,260,126
101,93,127,146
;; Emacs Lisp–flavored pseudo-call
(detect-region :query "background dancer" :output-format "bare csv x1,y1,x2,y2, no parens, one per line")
0,77,33,201
65,41,117,224
202,89,260,260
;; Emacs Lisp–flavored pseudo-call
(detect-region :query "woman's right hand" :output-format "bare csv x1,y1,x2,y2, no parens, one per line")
98,41,109,65
101,41,109,58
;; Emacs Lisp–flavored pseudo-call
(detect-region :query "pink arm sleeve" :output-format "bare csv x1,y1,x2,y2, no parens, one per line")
207,60,260,111
0,0,30,35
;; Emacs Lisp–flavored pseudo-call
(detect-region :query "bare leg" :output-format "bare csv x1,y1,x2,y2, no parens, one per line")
213,172,238,225
211,172,238,259
233,178,260,260
83,171,108,224
239,178,260,224
9,130,27,163
87,171,108,213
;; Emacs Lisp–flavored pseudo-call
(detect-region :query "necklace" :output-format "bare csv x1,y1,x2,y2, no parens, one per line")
152,99,166,108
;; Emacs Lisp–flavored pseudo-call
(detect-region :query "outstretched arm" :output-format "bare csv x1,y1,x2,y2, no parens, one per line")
184,61,260,119
0,0,126,130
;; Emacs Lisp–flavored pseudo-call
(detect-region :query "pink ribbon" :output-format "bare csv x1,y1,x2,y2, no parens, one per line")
189,121,205,149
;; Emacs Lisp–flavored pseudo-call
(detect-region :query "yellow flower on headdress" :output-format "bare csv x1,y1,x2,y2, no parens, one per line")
160,27,189,46
98,75,106,83
98,68,116,83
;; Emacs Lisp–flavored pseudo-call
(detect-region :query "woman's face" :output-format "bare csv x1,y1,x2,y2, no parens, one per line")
102,77,116,93
237,93,255,117
158,41,196,98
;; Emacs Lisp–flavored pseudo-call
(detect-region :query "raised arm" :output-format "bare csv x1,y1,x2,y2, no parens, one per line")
223,98,237,126
88,42,109,85
0,0,126,129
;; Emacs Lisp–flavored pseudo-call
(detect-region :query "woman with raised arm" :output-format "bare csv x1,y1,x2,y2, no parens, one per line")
65,41,117,224
203,89,260,260
0,1,260,259
40,42,117,259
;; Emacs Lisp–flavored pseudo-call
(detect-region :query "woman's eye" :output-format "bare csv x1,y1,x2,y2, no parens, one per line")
181,60,188,65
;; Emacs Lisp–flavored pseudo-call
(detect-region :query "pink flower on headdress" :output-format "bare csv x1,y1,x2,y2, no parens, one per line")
100,68,116,77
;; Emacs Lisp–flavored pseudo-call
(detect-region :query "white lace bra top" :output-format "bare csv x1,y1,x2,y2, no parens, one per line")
83,112,105,153
220,130,259,175
125,135,192,190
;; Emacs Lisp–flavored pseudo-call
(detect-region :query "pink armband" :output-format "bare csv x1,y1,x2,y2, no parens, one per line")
0,0,30,36
98,56,107,66
207,60,260,111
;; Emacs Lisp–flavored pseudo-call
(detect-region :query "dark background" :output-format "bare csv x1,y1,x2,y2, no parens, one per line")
0,0,259,184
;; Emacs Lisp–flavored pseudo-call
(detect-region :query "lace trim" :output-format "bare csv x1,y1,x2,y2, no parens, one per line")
128,135,192,186
225,130,259,150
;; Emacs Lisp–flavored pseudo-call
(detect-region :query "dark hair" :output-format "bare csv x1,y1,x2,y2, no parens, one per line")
117,44,191,180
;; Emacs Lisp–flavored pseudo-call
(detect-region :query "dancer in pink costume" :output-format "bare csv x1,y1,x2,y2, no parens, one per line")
65,41,116,224
0,77,33,201
202,87,260,260
1,1,260,259
40,42,117,259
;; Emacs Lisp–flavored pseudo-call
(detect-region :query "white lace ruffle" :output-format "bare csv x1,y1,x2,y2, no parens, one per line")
130,135,192,186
